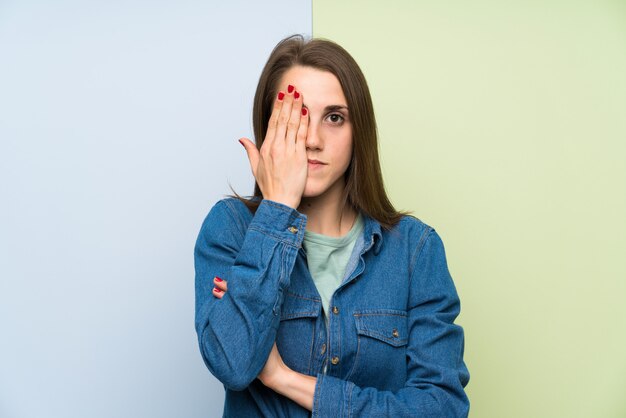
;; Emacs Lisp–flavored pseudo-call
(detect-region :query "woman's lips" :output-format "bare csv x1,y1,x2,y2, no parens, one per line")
307,159,326,168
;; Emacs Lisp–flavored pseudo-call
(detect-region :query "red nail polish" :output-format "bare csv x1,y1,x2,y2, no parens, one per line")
301,107,308,116
287,85,295,93
213,287,222,293
294,91,300,99
277,91,285,101
215,277,223,282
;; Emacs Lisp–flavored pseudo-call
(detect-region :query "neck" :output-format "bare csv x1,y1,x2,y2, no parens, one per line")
298,181,357,237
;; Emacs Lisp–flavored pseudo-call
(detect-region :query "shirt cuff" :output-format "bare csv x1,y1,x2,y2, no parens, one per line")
312,374,355,418
248,199,307,248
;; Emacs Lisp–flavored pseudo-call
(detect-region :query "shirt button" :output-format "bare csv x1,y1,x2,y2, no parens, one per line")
320,343,326,355
332,306,339,315
331,356,340,365
288,226,298,234
392,328,399,338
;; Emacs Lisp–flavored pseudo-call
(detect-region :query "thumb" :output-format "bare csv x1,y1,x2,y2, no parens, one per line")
238,137,259,176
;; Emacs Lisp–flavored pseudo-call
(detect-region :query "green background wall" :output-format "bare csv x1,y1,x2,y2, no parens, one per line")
313,1,626,417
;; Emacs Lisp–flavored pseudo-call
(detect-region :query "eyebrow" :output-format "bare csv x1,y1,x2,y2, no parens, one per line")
301,104,349,113
324,105,349,112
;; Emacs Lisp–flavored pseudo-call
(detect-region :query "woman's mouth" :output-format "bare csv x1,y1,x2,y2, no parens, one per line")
307,159,326,168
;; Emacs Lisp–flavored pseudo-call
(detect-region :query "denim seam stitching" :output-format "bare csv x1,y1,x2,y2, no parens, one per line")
409,226,433,274
353,312,408,349
355,330,407,346
347,381,354,418
248,226,301,248
408,226,434,284
313,374,322,416
338,307,343,376
222,199,246,242
307,318,315,374
284,291,322,302
280,311,318,320
262,199,297,212
345,326,361,380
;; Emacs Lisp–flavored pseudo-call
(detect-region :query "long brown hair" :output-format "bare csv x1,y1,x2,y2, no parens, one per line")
235,34,405,229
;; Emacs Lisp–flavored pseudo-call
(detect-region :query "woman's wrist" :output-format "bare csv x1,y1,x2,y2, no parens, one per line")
269,365,316,411
260,359,289,391
263,196,301,210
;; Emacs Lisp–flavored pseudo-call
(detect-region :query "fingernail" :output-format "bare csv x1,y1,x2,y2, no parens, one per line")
294,91,300,100
301,107,308,116
213,287,222,293
287,84,295,94
214,276,223,282
277,91,285,101
238,139,244,146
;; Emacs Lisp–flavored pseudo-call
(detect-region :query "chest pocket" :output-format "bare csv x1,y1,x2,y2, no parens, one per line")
276,292,321,375
348,309,408,386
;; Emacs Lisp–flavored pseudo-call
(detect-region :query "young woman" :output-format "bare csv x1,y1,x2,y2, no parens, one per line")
194,35,470,417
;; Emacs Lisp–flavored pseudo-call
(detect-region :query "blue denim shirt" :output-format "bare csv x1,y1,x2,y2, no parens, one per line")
194,198,470,417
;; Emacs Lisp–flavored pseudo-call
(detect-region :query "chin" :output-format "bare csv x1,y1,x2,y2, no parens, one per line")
301,188,324,199
301,176,346,201
301,182,328,199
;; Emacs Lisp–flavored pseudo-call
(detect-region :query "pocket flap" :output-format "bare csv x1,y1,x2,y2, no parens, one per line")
354,309,408,347
280,292,322,320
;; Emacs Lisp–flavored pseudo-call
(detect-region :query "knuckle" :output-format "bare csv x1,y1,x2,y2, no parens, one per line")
278,114,289,124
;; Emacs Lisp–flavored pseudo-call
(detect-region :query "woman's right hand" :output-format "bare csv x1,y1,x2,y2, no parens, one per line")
239,85,309,209
212,276,227,299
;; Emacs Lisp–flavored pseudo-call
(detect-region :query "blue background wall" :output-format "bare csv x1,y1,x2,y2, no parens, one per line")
0,1,311,417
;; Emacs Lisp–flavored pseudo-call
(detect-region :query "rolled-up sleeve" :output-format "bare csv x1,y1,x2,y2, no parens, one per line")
194,199,307,390
312,229,470,417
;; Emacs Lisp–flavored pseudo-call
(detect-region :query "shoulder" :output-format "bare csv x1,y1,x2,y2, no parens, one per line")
208,197,254,220
384,214,435,248
396,213,431,235
214,197,254,219
198,197,254,241
378,214,449,271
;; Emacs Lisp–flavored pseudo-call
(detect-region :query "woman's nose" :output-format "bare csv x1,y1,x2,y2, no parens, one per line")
305,124,321,150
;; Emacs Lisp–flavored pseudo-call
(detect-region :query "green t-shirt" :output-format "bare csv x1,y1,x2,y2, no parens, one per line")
302,214,364,320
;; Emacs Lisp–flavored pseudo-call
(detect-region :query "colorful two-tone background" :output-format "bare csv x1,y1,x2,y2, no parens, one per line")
1,1,624,417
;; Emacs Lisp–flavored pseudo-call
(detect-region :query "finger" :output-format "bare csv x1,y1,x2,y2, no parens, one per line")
239,137,260,177
263,91,285,150
273,84,295,150
285,89,303,150
295,103,309,146
212,286,224,299
213,276,228,292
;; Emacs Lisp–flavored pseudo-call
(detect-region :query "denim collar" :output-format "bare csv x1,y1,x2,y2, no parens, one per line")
297,212,383,257
362,213,383,256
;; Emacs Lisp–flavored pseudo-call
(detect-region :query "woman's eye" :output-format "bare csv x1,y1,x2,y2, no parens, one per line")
326,113,344,124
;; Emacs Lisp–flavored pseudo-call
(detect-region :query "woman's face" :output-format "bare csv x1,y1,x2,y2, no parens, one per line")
277,65,353,201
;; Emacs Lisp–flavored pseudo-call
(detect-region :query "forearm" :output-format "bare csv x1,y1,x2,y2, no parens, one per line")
194,200,307,389
266,368,317,411
312,374,468,418
197,295,280,389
